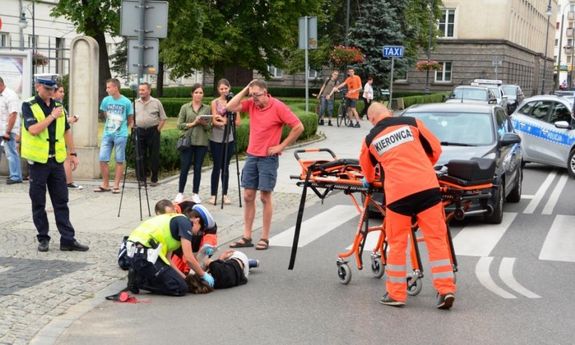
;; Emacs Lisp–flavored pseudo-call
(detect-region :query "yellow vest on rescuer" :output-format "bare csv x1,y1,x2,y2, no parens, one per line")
21,98,67,163
128,214,185,265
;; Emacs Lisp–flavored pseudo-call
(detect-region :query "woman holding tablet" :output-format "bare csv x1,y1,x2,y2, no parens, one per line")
175,83,211,204
209,79,242,205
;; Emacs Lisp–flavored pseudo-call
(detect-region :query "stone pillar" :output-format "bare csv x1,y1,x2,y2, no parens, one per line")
69,36,100,179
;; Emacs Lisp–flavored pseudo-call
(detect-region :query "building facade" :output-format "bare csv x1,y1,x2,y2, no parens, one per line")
396,0,558,97
553,0,575,88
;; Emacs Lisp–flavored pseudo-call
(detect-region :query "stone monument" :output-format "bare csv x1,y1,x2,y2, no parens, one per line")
69,36,100,179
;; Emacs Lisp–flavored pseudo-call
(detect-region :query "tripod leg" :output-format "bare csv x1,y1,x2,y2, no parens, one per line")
220,122,231,209
230,118,242,208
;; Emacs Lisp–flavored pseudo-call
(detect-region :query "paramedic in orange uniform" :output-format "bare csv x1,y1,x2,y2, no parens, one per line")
359,102,456,310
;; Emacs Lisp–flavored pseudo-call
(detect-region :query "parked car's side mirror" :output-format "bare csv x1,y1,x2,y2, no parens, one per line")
554,121,572,130
500,133,521,146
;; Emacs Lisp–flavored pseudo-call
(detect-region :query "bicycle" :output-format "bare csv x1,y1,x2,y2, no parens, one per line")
335,92,353,127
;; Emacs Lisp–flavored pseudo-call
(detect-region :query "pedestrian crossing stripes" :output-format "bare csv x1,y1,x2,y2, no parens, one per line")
451,213,517,257
270,205,357,247
523,170,556,214
539,215,575,263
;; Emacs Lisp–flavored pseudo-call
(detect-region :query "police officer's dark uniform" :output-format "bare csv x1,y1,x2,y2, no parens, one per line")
21,77,89,252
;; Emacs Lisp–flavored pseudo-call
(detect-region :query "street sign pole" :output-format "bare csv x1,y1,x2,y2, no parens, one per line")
389,57,395,108
137,0,145,84
304,16,309,113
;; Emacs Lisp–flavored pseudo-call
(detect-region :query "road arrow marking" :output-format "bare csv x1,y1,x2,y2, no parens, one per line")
452,212,517,256
539,215,575,262
476,257,516,299
270,205,358,247
524,170,556,214
499,257,541,298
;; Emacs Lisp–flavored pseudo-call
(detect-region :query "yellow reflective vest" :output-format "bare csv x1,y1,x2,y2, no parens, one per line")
21,98,67,163
128,214,186,265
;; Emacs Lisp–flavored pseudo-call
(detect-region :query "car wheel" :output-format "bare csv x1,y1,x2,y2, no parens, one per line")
484,182,504,224
568,150,575,179
506,168,522,203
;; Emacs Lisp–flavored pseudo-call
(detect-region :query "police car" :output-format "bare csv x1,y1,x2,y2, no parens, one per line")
510,95,575,177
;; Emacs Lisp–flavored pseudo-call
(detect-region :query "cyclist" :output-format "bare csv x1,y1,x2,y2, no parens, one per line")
316,70,339,126
334,67,362,128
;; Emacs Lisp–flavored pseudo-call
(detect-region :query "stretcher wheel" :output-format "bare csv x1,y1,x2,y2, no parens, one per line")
406,275,423,296
370,255,385,279
337,262,352,285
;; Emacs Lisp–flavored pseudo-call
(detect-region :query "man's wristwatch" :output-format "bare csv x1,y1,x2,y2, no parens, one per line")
69,152,77,157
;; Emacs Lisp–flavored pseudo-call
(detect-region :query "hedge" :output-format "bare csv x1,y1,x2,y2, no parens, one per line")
124,111,318,172
121,86,322,99
402,92,449,108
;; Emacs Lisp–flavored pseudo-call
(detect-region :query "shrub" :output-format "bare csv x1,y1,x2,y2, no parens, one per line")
124,112,317,173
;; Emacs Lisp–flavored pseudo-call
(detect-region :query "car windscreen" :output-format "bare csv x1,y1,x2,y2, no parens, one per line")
407,111,494,146
501,85,516,95
449,88,487,101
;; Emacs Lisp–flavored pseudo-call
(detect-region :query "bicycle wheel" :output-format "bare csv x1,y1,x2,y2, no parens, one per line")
344,113,352,127
336,104,345,127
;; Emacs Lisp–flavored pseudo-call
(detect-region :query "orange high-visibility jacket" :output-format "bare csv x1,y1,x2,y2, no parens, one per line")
359,116,442,204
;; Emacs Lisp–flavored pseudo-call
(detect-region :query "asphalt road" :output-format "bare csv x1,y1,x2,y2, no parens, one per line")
57,162,575,345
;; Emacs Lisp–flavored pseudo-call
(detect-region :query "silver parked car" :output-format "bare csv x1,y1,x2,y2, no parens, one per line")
446,85,498,105
510,95,575,177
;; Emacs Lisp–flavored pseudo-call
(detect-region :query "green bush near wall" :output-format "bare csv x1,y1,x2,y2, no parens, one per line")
402,92,449,108
124,111,318,172
121,86,322,100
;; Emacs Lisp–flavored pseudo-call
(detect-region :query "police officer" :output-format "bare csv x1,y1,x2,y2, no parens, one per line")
21,75,89,252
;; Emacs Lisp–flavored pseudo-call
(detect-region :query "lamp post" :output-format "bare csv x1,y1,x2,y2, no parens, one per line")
424,0,434,94
556,3,572,90
18,0,27,50
541,0,552,94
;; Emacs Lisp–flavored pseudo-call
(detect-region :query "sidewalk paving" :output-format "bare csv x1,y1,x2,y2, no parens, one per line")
0,121,370,345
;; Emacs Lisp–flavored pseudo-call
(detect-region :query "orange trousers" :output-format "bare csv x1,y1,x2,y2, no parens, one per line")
384,202,456,301
171,233,218,275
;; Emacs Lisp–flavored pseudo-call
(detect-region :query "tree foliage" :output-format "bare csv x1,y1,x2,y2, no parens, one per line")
51,0,121,100
347,0,442,86
160,0,322,86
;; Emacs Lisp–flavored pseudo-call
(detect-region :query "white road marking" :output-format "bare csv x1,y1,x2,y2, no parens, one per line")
0,266,11,274
498,257,541,299
523,171,556,214
539,215,575,262
270,205,358,247
476,257,516,299
345,229,382,251
452,212,517,257
521,194,534,199
542,174,568,215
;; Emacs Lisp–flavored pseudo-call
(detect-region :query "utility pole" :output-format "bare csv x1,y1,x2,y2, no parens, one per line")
541,0,552,94
425,0,434,94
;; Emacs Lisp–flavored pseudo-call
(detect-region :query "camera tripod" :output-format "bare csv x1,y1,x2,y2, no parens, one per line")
117,95,151,220
214,108,242,209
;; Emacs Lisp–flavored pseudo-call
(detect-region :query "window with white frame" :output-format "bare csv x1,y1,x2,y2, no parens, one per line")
28,34,38,48
438,9,455,37
435,62,452,82
0,32,9,47
308,69,319,80
267,65,283,79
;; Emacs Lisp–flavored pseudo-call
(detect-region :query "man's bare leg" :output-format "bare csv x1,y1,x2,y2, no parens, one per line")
242,188,257,239
100,162,110,189
260,190,273,240
114,163,124,189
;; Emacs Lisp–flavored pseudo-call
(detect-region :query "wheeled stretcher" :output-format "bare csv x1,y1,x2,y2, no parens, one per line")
290,148,496,295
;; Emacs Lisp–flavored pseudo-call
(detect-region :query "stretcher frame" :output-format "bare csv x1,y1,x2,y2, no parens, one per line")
289,148,495,294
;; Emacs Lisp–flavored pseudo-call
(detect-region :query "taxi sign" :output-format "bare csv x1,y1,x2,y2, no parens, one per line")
382,45,404,58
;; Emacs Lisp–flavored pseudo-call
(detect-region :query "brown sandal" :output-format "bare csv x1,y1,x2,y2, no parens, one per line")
255,238,269,250
230,237,253,248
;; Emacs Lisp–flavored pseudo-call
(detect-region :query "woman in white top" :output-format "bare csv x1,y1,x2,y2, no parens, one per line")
361,76,374,119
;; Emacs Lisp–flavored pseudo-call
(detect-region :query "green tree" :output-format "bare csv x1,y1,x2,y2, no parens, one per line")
160,0,322,89
51,0,121,101
347,0,441,86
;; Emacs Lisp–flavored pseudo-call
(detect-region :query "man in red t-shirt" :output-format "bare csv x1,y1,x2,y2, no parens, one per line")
225,80,304,250
335,67,362,128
